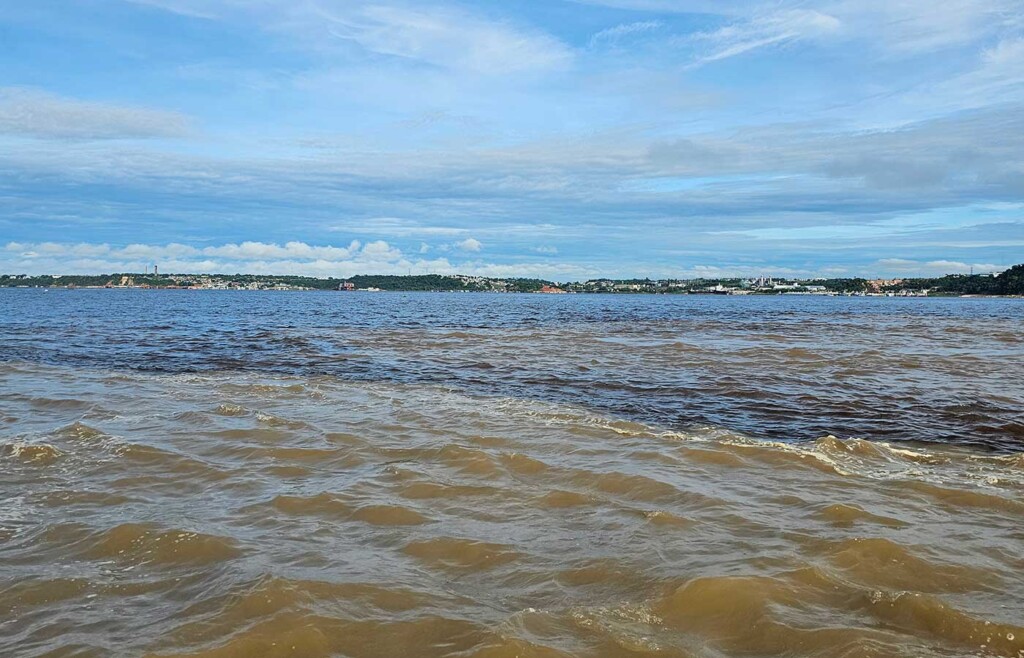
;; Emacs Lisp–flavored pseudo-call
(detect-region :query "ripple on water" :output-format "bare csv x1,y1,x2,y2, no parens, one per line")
462,637,573,658
536,490,597,509
397,481,502,500
653,574,872,655
500,452,550,475
147,613,487,658
824,537,998,593
269,493,354,518
78,523,242,566
582,471,681,502
403,538,522,572
866,591,1024,657
814,503,908,528
351,505,429,526
0,577,91,613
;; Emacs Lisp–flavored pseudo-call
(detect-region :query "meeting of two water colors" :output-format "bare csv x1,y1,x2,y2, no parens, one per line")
1,289,1022,658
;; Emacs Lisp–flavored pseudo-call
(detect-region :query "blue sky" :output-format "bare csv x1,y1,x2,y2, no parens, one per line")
1,0,1022,279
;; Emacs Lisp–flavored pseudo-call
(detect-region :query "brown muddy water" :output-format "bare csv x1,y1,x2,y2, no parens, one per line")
1,290,1023,657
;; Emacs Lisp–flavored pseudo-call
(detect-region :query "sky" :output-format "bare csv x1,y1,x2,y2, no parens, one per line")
1,0,1022,280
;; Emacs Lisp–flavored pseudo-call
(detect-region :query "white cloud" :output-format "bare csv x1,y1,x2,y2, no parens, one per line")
445,260,595,279
984,37,1024,68
897,35,1024,113
202,240,362,261
4,240,385,264
0,88,190,140
455,237,483,252
360,239,403,260
533,245,559,254
323,4,573,74
654,0,1015,68
124,0,217,19
121,242,198,259
874,258,1006,275
342,217,468,237
687,9,840,66
0,240,592,279
124,1,572,75
570,0,762,14
827,0,1012,54
590,21,663,48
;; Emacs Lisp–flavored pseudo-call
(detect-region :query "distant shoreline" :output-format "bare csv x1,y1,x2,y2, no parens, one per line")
3,286,1022,299
3,265,1023,296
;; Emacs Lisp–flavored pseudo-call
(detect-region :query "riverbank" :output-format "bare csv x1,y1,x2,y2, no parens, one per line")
4,263,1024,296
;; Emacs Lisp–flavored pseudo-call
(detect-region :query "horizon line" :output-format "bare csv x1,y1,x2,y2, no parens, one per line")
1,267,1015,283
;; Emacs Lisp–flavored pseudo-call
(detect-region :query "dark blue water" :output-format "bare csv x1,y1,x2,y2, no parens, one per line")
2,289,1023,450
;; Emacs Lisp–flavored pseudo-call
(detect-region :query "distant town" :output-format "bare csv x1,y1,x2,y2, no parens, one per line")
2,264,1023,297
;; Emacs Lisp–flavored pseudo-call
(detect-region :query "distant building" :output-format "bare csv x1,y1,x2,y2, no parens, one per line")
538,285,566,294
867,278,903,293
338,281,356,291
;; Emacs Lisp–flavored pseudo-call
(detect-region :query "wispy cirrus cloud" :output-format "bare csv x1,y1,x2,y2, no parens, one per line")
589,0,1016,68
123,0,217,19
590,20,663,48
569,0,761,15
829,0,1013,54
125,0,572,74
684,8,840,66
317,4,573,74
